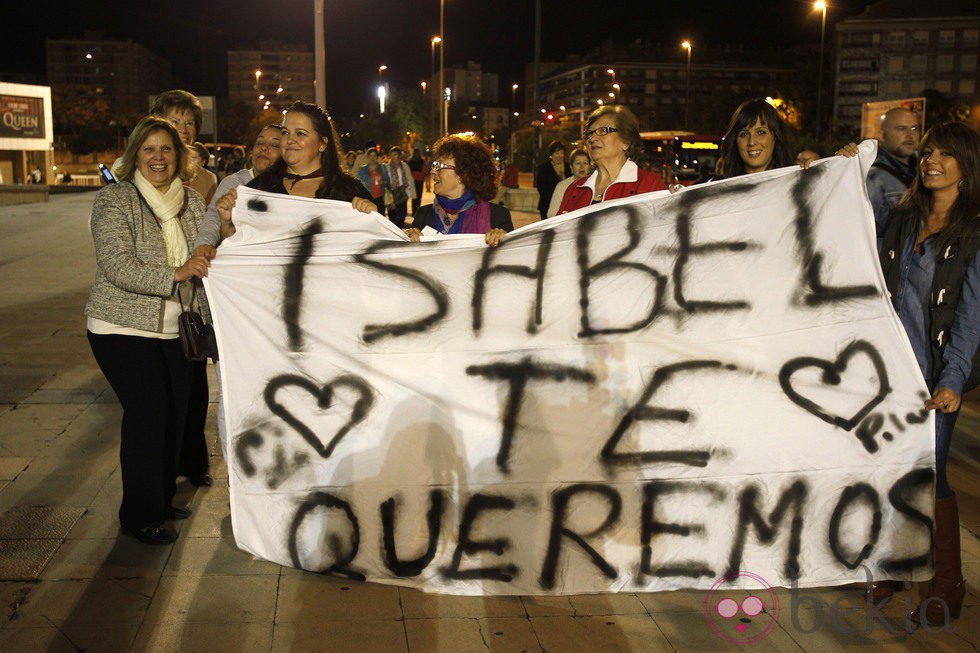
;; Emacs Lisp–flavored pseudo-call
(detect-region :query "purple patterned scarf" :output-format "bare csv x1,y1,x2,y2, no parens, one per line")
433,191,491,234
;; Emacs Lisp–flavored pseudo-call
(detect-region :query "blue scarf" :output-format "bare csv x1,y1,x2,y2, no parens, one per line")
432,190,487,234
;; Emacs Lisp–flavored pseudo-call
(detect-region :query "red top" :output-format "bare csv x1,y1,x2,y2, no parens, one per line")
369,168,384,199
557,162,666,214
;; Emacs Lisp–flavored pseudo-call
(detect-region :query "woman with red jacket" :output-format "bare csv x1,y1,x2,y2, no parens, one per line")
557,105,665,214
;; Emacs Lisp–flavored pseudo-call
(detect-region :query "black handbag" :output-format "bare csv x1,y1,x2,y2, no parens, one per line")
177,285,218,362
391,185,409,205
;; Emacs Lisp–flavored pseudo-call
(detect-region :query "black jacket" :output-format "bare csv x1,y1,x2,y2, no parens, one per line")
413,202,514,233
535,161,571,216
880,215,980,392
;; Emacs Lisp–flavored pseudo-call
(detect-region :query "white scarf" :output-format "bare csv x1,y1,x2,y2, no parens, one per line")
133,171,189,267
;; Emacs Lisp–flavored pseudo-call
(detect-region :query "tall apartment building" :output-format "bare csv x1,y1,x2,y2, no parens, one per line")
433,61,500,105
832,0,979,131
227,41,314,113
45,34,173,117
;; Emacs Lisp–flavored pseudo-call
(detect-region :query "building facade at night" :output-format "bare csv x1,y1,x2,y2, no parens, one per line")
528,42,796,135
45,35,172,119
832,0,980,131
227,41,314,114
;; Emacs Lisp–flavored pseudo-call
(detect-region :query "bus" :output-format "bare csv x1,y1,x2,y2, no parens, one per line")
639,131,722,186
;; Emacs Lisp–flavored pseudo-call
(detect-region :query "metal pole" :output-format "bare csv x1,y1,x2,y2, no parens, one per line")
431,39,437,138
314,0,326,107
685,47,691,130
439,0,445,136
815,5,826,142
532,0,541,171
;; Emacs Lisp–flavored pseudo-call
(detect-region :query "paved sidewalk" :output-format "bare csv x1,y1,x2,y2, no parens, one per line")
0,192,977,652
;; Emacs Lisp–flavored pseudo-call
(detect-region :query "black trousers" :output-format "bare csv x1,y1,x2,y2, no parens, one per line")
411,181,423,214
88,332,191,529
372,197,387,216
177,361,210,477
388,200,408,228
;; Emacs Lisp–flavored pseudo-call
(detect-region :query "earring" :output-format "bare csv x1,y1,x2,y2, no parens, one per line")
959,179,965,190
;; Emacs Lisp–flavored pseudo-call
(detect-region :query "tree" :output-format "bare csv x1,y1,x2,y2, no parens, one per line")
218,101,264,146
52,84,115,154
919,89,972,128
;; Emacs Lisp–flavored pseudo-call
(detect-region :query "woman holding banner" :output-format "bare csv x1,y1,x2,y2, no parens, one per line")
716,99,795,178
875,122,980,626
556,105,666,214
85,117,210,545
215,101,375,238
405,134,514,247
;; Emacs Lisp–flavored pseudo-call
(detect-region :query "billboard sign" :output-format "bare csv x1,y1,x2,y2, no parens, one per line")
861,97,926,140
0,95,45,139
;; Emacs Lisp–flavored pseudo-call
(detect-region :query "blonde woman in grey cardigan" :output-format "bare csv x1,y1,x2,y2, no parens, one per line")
85,116,211,546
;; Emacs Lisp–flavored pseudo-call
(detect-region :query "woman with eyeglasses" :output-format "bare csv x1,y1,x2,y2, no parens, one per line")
215,101,375,238
404,135,514,247
557,105,666,214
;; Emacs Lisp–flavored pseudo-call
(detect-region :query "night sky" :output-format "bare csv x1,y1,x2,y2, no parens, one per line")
4,0,869,124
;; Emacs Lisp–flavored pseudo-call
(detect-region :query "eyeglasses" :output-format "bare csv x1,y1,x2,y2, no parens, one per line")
429,161,456,172
168,118,196,131
584,126,618,140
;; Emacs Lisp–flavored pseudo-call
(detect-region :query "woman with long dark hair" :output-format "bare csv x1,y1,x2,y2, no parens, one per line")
877,122,980,626
215,101,374,237
716,99,795,178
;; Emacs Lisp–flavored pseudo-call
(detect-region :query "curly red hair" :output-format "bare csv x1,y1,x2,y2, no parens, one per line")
432,135,498,202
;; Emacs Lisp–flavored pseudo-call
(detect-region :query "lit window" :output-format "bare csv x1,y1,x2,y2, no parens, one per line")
885,31,906,47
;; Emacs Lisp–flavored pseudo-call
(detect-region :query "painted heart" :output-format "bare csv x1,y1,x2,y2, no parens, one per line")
778,340,891,431
264,374,375,458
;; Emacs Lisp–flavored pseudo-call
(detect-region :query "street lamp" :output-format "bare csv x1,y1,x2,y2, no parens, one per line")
378,65,388,114
606,68,615,87
814,0,828,142
421,81,427,94
681,41,692,130
254,69,262,89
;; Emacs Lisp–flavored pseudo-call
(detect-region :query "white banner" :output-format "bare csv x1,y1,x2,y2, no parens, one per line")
205,141,935,596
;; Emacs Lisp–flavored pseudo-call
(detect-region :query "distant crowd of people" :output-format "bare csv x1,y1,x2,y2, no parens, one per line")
83,88,978,630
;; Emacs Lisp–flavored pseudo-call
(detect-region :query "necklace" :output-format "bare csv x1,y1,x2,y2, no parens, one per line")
283,168,323,190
